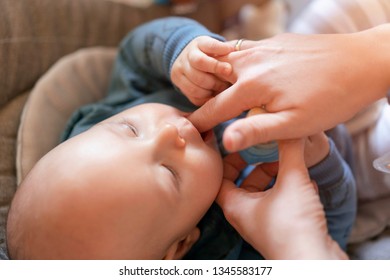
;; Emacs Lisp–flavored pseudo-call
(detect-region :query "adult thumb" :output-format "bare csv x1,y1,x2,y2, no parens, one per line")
222,112,300,152
275,139,311,187
216,178,247,221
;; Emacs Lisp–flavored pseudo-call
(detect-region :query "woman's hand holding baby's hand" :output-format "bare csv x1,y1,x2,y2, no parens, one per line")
171,36,233,106
217,139,347,259
189,30,389,151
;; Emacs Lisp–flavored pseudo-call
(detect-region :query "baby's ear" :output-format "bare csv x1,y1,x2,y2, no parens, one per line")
163,228,200,260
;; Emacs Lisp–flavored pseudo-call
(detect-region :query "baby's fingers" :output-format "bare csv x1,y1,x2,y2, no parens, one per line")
174,75,213,106
189,47,232,76
198,36,234,56
240,162,279,192
184,63,230,92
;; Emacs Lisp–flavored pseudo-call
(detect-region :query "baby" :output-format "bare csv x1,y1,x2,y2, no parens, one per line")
7,17,356,259
7,103,223,259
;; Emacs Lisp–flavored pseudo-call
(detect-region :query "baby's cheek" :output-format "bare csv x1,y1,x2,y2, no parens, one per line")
191,150,222,189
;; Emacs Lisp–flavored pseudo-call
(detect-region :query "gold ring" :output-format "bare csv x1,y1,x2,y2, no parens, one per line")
234,38,245,51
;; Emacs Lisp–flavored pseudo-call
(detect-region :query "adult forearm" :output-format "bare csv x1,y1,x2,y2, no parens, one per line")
352,24,390,104
373,24,390,104
265,234,349,260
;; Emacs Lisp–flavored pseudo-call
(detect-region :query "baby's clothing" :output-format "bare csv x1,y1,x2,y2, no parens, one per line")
62,17,356,259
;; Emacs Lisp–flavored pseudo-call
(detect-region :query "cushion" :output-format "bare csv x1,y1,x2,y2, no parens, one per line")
0,0,159,109
0,92,29,258
16,47,117,184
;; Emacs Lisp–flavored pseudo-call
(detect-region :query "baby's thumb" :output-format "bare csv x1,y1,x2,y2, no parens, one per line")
199,38,234,56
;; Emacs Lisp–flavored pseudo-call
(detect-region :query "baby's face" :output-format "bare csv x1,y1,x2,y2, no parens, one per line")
80,103,223,257
17,103,223,259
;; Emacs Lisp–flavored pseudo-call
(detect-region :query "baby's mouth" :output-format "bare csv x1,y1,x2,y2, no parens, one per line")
201,130,214,142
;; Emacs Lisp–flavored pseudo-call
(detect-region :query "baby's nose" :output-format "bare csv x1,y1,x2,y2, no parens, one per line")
155,123,186,149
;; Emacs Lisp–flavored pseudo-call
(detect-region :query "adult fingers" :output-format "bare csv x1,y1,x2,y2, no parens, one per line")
223,152,247,181
183,63,231,93
173,75,213,106
216,178,247,223
217,153,249,215
222,112,306,152
239,163,278,192
188,83,259,132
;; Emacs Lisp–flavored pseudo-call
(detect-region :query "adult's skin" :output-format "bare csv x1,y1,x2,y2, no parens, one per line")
189,24,390,152
217,139,348,259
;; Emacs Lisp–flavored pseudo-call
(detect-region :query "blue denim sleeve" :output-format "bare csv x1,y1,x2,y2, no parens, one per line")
309,138,357,250
107,16,225,101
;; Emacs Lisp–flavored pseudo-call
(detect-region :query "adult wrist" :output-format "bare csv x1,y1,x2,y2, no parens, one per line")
266,235,347,260
365,24,390,101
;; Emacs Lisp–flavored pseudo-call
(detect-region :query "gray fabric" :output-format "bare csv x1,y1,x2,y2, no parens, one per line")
0,247,9,260
349,228,390,259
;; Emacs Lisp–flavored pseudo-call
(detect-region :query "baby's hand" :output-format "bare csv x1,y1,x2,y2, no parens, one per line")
171,36,234,106
304,132,330,168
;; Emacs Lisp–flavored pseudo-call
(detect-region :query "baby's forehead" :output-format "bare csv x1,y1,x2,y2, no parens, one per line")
114,103,185,117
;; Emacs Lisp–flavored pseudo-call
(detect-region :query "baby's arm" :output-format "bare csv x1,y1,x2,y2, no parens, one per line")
171,36,233,106
108,17,229,98
307,133,357,250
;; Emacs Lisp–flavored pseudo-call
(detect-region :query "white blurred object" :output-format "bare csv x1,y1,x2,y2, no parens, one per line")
373,153,390,174
240,0,288,39
352,103,390,200
171,0,198,14
222,0,289,40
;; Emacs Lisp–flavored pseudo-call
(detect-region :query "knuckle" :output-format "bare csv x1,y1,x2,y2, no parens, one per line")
188,52,203,66
191,97,206,106
246,118,268,145
191,73,206,86
186,84,198,96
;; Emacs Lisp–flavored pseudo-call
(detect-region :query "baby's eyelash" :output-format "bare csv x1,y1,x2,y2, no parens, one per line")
120,118,138,136
127,124,138,136
163,165,181,187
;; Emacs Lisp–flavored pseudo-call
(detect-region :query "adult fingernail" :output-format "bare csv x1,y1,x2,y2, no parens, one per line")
228,130,244,151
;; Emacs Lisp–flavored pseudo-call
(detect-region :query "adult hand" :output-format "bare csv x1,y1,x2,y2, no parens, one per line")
217,139,348,259
171,36,233,106
189,25,390,152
